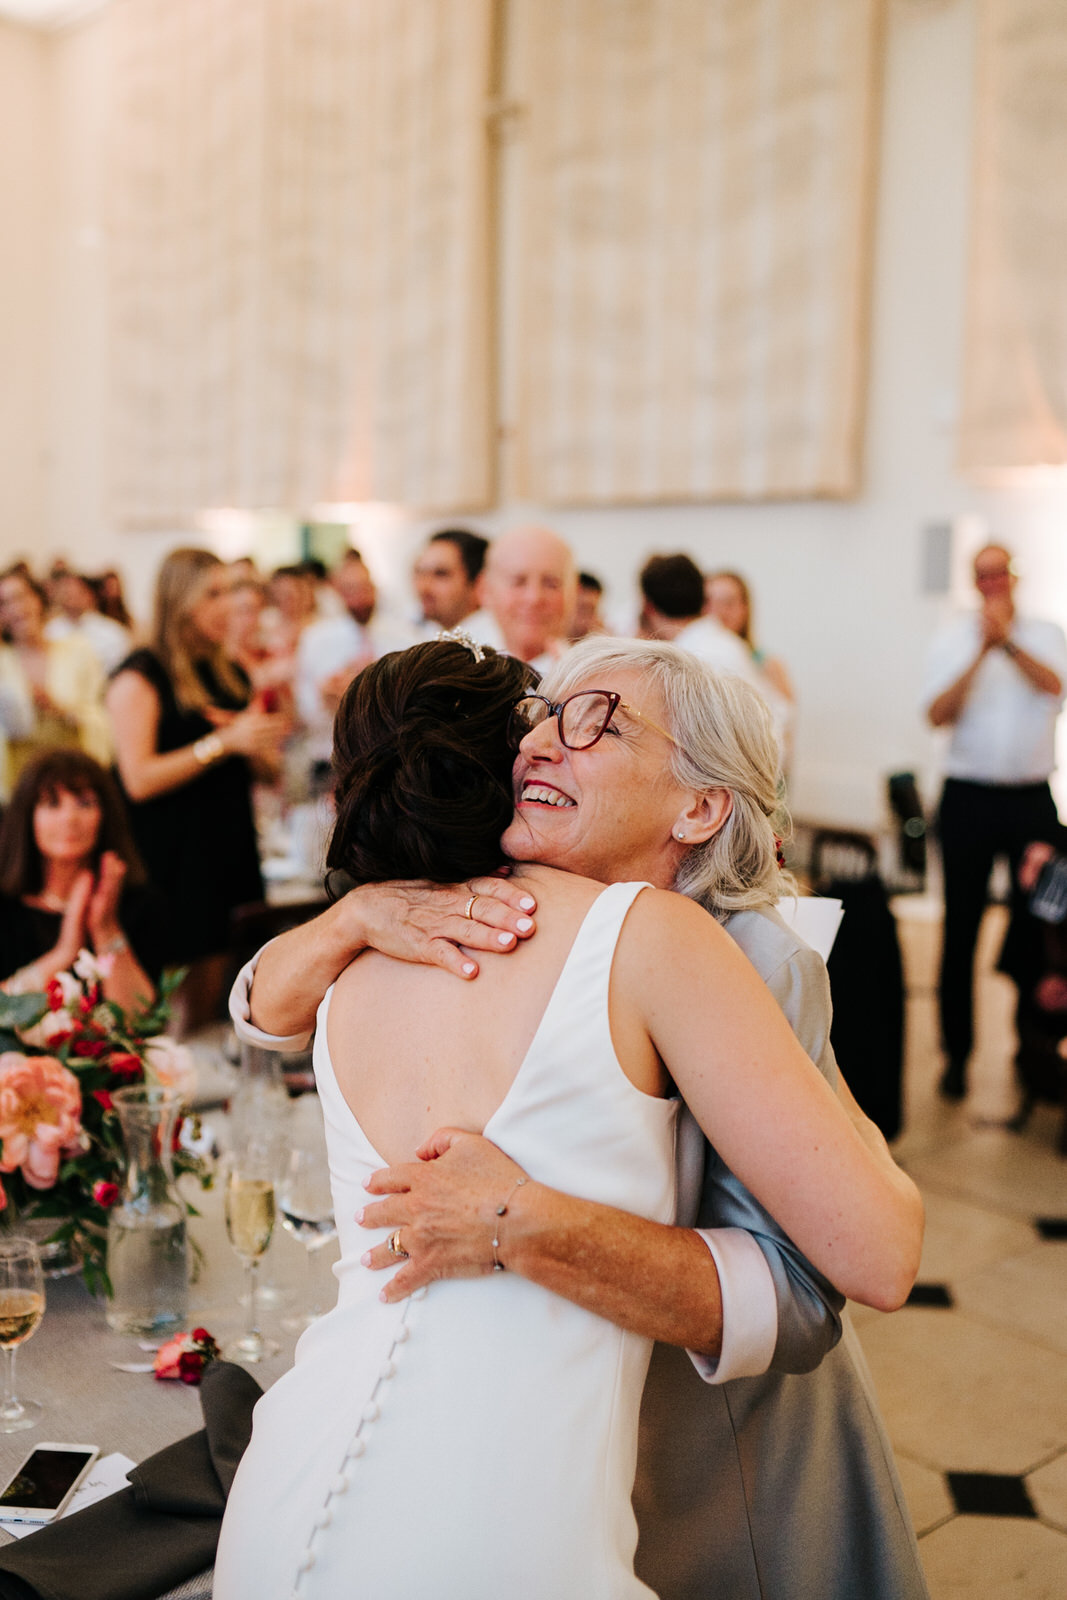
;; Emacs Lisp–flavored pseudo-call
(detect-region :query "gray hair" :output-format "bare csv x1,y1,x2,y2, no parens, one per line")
539,637,789,919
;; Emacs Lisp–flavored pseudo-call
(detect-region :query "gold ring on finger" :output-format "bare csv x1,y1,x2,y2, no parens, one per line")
464,894,477,920
388,1230,409,1260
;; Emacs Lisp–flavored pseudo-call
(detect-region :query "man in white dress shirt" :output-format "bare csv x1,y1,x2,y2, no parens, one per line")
922,543,1067,1098
464,525,576,673
44,572,131,677
295,550,412,766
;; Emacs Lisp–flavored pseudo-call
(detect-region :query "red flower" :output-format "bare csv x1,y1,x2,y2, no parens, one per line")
45,980,65,1013
78,996,94,1017
92,1180,119,1208
178,1351,204,1384
72,1039,109,1059
109,1054,143,1080
191,1327,211,1344
92,1090,114,1112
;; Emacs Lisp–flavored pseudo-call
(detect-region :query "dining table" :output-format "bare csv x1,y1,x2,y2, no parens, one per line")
0,1073,338,1600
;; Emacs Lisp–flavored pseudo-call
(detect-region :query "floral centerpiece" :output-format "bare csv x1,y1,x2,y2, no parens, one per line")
0,950,210,1296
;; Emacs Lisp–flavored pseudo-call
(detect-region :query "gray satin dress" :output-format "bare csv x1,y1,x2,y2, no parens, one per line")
632,905,929,1600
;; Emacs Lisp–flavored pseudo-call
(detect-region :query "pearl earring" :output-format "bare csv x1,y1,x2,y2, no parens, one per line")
675,831,686,841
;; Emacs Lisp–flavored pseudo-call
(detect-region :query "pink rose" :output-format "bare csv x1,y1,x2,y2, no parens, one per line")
92,1180,119,1208
153,1335,185,1380
0,1055,83,1191
144,1039,197,1100
154,1328,218,1384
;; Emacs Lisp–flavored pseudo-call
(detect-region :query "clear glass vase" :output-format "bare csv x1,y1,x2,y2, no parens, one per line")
105,1086,189,1337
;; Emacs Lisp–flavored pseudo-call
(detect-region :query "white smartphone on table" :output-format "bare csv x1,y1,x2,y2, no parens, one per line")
0,1443,99,1523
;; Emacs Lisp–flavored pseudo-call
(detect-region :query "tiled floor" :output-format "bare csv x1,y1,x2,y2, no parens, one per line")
852,900,1067,1599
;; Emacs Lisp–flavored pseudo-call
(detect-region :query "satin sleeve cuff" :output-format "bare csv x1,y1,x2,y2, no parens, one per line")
687,1227,779,1384
228,943,314,1053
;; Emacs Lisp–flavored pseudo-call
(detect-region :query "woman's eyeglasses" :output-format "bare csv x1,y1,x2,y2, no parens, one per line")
508,690,680,751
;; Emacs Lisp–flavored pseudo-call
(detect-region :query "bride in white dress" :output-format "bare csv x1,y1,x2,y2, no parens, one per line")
214,639,921,1600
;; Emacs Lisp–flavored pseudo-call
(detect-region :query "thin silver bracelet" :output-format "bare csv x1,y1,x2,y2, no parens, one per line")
490,1176,528,1272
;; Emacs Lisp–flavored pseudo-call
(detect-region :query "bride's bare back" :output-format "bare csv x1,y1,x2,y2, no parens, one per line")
326,863,668,1165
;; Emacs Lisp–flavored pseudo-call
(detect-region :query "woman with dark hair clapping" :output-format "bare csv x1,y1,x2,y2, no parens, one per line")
0,749,160,1008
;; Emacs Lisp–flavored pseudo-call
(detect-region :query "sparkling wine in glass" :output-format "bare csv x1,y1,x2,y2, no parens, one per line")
0,1238,44,1432
223,1158,279,1364
278,1149,337,1332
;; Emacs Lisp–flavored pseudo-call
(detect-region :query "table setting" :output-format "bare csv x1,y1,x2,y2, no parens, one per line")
0,953,335,1600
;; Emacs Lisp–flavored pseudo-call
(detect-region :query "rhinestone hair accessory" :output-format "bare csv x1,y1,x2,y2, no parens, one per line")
437,628,486,663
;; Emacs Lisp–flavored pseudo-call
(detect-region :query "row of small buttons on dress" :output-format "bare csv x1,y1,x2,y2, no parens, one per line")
291,1287,427,1594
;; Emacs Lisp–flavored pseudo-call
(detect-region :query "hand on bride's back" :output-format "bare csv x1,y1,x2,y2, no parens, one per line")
359,1129,524,1300
347,876,538,980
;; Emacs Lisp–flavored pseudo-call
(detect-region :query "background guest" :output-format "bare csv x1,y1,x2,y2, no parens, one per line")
106,547,287,1033
412,527,488,635
96,568,135,630
704,569,795,706
45,569,131,677
0,566,111,792
465,524,576,670
705,568,796,773
922,543,1067,1099
637,554,762,689
570,570,607,640
0,748,160,1009
262,564,317,662
294,549,413,773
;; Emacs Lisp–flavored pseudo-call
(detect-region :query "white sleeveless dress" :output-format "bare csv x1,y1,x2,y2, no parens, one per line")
215,882,678,1600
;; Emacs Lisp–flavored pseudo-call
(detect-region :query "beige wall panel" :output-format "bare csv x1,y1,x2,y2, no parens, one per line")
517,0,882,504
960,0,1067,474
109,0,493,527
0,22,51,553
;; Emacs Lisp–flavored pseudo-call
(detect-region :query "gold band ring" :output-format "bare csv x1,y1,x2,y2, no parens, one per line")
387,1230,409,1260
464,894,478,920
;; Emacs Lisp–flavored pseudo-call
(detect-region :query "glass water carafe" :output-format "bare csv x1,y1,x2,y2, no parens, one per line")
105,1086,189,1337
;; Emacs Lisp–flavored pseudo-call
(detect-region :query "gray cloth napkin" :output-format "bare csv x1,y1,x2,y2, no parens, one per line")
0,1360,261,1600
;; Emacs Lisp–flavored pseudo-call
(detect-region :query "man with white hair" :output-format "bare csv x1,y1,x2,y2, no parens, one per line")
466,525,576,672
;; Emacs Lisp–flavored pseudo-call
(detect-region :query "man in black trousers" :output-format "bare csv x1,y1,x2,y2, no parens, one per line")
922,544,1067,1098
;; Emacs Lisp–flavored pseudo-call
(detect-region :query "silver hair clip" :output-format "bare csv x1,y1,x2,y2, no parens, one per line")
437,628,486,663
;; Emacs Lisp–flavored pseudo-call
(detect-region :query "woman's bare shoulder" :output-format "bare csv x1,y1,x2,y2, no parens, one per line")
617,886,748,983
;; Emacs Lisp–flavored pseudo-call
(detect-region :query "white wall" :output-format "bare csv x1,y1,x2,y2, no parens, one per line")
11,0,1067,827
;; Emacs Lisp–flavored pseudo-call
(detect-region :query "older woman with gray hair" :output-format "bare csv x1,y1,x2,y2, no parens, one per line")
232,636,928,1600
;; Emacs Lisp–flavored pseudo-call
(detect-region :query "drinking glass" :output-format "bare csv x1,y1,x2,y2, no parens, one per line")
0,1238,44,1432
223,1149,279,1363
278,1148,337,1332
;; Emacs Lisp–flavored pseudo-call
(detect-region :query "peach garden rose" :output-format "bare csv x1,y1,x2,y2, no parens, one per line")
0,1053,84,1191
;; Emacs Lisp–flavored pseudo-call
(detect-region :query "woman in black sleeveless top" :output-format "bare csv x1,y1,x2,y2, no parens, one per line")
107,548,288,1032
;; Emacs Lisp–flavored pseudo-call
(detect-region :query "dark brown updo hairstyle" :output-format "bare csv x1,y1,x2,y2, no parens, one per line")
327,640,536,889
0,749,148,898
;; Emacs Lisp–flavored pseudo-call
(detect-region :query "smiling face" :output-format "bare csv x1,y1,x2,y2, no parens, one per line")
500,668,695,887
478,528,576,663
0,575,45,646
186,566,234,647
32,784,103,870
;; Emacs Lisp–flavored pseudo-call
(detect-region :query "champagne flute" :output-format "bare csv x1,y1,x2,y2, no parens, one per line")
0,1238,44,1432
278,1148,337,1333
223,1150,279,1364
